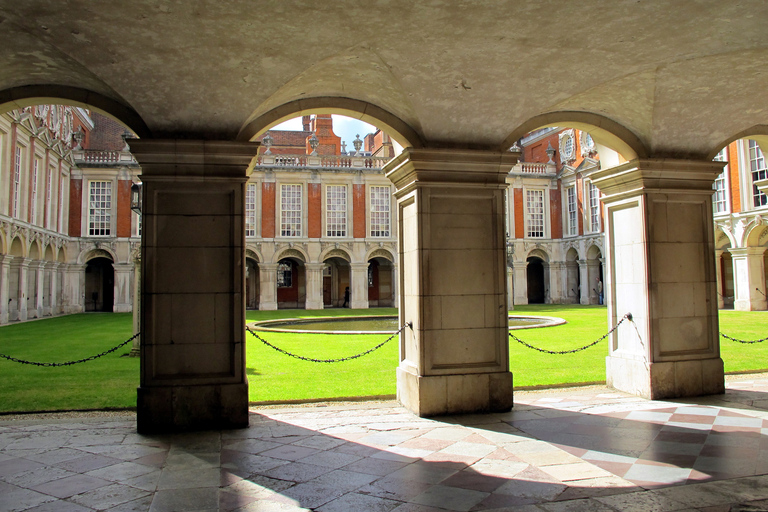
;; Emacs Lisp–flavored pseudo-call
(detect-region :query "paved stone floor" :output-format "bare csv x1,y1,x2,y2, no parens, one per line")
2,378,768,511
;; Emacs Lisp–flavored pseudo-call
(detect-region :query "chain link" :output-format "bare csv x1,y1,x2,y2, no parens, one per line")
720,332,768,344
0,332,140,367
246,322,412,363
509,313,632,355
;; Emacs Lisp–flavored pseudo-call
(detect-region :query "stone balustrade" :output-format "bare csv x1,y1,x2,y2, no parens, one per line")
73,150,137,166
257,153,390,171
510,162,556,175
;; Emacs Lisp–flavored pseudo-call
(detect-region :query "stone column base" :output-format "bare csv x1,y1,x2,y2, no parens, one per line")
137,382,249,433
259,302,277,311
606,356,725,400
734,299,768,311
397,367,513,417
305,299,324,310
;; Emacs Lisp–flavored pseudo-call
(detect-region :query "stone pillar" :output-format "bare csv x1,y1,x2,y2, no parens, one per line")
61,264,84,314
304,263,325,310
506,266,514,309
131,259,141,357
730,247,768,311
586,259,601,305
13,258,30,321
131,139,258,433
350,262,369,309
512,261,528,305
549,262,565,303
44,262,55,316
578,259,589,304
385,148,515,416
714,250,725,309
593,159,725,399
258,263,278,310
113,263,133,313
0,255,11,324
33,261,45,319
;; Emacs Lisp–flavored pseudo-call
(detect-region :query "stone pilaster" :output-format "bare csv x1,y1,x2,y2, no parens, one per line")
12,258,30,321
131,139,258,433
512,261,528,305
304,262,325,310
349,262,369,309
258,263,278,310
729,247,767,311
0,255,11,324
578,259,589,304
385,148,515,416
32,261,45,318
714,250,725,310
113,263,134,313
549,262,565,303
592,158,725,399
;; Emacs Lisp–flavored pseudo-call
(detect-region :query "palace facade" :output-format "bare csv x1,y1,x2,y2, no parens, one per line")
1,111,767,326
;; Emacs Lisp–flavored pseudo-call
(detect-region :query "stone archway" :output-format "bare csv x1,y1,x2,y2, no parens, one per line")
276,257,305,309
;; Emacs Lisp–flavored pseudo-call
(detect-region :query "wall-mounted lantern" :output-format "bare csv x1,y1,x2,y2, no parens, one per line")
131,183,142,216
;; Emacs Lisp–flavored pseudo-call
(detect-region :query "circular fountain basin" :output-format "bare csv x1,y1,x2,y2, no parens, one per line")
249,314,565,334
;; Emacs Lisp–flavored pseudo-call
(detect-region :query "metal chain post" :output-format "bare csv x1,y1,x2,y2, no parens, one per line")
246,322,412,363
0,333,141,367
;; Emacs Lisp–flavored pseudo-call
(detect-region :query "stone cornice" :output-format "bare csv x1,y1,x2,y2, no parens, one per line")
130,140,260,179
591,158,725,202
384,148,518,195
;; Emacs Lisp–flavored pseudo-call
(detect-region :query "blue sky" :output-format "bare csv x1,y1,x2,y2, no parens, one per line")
273,115,377,152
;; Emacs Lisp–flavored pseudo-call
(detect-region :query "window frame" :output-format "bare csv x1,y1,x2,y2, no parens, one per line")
87,179,113,237
325,184,348,238
245,182,258,237
585,180,600,233
279,183,303,238
524,187,547,239
748,140,767,209
565,185,577,236
712,148,730,215
369,185,391,238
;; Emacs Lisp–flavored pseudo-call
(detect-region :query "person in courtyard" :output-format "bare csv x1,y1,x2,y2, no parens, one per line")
343,287,350,308
597,278,604,305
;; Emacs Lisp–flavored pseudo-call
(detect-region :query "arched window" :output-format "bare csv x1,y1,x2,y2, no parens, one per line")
277,262,292,288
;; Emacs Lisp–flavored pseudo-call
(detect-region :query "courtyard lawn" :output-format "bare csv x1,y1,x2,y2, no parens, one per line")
0,313,137,413
245,308,398,403
1,306,767,412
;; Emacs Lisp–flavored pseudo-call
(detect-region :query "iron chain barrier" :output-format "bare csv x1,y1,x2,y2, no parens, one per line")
509,313,633,355
0,332,140,367
246,322,412,363
720,332,768,344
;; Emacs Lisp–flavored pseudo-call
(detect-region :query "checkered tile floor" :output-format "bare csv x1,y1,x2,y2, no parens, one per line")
2,378,768,511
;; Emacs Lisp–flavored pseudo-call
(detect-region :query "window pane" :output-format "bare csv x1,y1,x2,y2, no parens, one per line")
280,184,302,237
749,140,767,208
566,186,577,236
88,181,112,236
526,189,544,238
588,182,600,232
712,149,728,213
326,185,347,237
370,186,390,237
246,183,257,237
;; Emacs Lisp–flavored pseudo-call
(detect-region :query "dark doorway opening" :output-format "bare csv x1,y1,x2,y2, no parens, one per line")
85,257,114,312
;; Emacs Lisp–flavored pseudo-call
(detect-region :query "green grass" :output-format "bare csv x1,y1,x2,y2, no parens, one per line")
0,313,138,412
0,306,767,412
245,308,398,403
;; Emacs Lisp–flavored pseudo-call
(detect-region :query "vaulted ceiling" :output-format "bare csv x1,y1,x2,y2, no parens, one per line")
1,1,767,158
